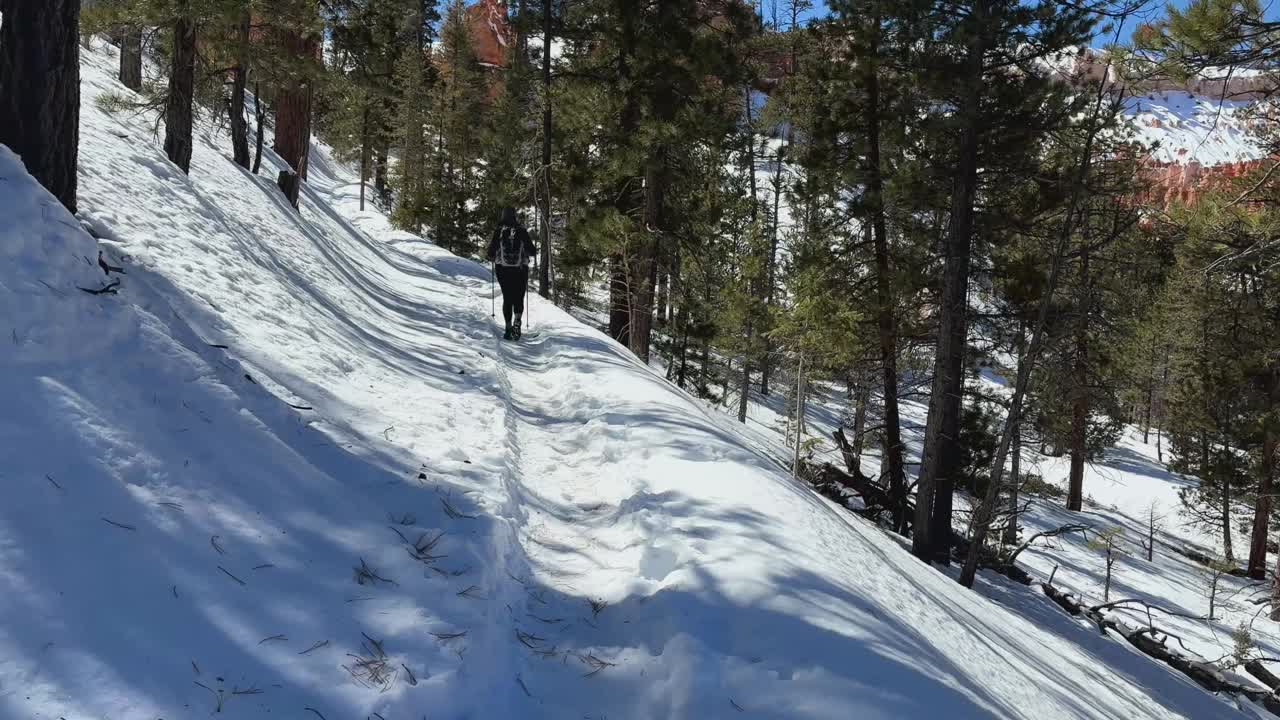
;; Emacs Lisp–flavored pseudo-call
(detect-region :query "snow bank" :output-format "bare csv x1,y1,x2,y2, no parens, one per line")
0,38,1254,720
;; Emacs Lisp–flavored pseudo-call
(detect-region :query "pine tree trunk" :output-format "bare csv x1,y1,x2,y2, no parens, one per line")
914,15,985,564
0,0,81,213
761,129,787,397
163,16,196,175
610,255,631,348
656,266,669,325
1248,372,1278,579
1002,323,1028,546
252,81,265,174
229,11,251,170
737,352,751,423
359,103,370,212
1066,245,1090,512
538,0,552,296
851,378,868,478
611,1,640,352
374,103,390,204
863,11,908,534
274,28,316,209
118,26,142,91
627,156,662,362
1223,471,1235,564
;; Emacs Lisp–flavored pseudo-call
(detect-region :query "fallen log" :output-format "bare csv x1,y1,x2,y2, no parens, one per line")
1246,660,1280,693
1039,582,1280,715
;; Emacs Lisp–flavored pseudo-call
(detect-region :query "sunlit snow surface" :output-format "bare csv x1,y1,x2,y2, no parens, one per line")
0,41,1260,720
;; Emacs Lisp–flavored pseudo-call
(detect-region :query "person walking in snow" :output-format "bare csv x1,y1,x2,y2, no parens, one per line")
488,206,537,341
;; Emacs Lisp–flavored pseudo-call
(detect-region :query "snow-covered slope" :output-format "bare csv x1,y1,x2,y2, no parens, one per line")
1125,90,1262,165
0,41,1256,720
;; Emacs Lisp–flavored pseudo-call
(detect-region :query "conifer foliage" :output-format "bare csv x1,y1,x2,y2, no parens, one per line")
8,0,1279,601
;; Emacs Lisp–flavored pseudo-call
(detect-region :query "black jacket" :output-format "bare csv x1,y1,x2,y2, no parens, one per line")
487,222,537,266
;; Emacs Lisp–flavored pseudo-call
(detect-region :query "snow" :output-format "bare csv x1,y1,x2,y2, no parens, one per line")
0,39,1262,720
751,362,1280,703
1125,90,1264,165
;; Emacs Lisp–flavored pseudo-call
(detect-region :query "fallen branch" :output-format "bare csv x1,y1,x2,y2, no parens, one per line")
218,565,246,586
1041,582,1280,713
1006,524,1089,566
79,279,121,295
101,516,136,531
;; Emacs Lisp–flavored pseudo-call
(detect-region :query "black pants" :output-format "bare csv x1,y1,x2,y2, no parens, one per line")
495,265,528,327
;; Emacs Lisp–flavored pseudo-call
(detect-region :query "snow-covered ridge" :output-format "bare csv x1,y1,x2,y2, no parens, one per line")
0,39,1252,720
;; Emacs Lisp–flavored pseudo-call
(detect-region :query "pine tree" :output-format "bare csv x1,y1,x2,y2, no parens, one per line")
911,0,1095,565
414,0,490,255
0,0,81,213
390,40,433,232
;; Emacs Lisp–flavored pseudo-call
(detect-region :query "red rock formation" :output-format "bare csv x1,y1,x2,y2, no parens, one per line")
466,0,513,69
1138,157,1271,208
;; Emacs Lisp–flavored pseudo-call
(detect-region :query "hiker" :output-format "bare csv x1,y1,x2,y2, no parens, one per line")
487,206,537,340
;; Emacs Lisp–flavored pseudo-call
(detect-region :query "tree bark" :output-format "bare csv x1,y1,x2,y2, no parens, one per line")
539,0,552,296
914,13,984,564
229,11,251,170
118,25,142,91
1066,243,1090,512
1249,371,1279,579
1003,324,1027,546
761,128,787,397
609,255,631,348
863,9,907,534
627,155,662,362
0,0,81,213
851,378,869,477
252,81,266,174
359,103,370,212
274,28,316,208
163,16,196,175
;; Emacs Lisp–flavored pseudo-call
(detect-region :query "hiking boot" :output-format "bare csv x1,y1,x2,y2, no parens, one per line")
503,327,513,341
513,314,522,340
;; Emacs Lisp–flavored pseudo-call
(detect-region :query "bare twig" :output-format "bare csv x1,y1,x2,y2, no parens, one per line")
258,634,287,645
441,496,477,520
194,681,223,712
401,664,418,686
298,639,329,655
211,535,226,555
430,630,467,641
456,585,485,600
353,558,395,587
79,280,121,295
304,707,327,720
44,474,63,491
218,565,246,586
101,517,136,531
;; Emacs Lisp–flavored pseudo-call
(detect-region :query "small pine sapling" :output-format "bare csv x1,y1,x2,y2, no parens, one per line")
1087,527,1124,602
1205,556,1235,621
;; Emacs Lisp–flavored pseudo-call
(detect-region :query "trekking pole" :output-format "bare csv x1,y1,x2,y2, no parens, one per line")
491,263,496,319
525,260,532,332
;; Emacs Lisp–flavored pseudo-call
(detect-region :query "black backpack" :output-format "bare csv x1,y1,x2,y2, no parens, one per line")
495,225,525,267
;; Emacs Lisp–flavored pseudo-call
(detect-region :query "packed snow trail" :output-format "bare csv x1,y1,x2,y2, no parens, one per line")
0,40,1261,720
